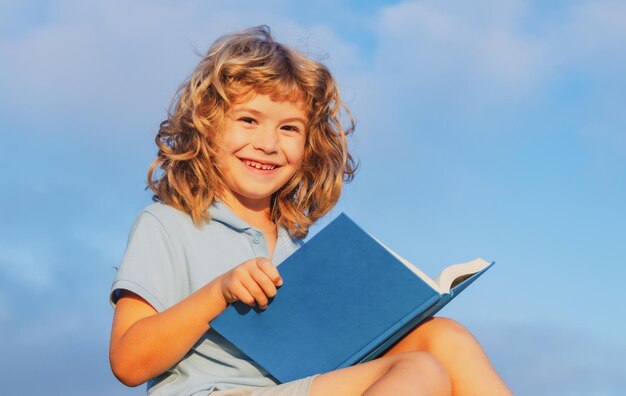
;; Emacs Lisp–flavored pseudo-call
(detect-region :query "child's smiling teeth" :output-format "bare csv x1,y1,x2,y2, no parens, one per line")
243,159,277,170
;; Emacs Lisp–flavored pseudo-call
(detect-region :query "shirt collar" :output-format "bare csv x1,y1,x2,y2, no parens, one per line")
209,199,298,243
209,200,253,232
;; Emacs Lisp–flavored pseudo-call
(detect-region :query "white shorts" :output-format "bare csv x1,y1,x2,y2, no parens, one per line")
210,375,317,396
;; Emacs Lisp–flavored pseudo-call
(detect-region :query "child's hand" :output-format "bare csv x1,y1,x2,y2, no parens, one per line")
218,258,283,310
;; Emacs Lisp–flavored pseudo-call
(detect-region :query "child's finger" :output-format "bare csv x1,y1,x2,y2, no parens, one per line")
249,266,278,300
228,282,256,306
256,258,283,286
240,273,269,309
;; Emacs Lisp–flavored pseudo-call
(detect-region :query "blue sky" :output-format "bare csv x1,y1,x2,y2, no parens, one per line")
1,0,625,394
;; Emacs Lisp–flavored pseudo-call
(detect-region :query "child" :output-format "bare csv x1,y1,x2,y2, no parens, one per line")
109,26,512,396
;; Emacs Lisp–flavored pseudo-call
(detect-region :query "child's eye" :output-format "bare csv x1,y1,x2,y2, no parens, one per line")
281,125,300,132
239,117,257,125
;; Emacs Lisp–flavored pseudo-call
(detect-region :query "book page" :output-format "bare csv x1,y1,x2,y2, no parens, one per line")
371,236,490,295
372,237,441,292
432,258,491,293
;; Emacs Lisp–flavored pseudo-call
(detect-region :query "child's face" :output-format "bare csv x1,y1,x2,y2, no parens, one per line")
218,93,307,208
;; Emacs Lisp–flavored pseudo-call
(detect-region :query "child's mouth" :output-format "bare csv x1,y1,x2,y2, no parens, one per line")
241,159,278,171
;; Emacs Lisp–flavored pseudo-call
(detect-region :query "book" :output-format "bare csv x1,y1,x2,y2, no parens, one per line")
210,213,494,383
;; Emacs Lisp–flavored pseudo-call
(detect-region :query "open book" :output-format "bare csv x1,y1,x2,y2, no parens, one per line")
211,214,494,383
377,238,492,294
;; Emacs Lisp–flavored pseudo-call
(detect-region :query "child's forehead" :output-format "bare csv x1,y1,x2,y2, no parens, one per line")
235,84,304,101
230,88,308,111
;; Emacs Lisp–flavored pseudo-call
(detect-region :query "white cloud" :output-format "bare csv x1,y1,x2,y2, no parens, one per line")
0,0,361,140
329,0,626,169
561,0,626,68
356,0,626,112
2,0,624,138
374,0,547,105
1,0,217,130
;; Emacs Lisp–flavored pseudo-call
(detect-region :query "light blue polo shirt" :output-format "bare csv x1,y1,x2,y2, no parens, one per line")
111,201,302,395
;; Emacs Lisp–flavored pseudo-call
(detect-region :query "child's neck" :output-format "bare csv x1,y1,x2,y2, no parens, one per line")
219,192,277,254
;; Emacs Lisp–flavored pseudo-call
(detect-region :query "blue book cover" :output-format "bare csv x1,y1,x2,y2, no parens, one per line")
210,213,493,383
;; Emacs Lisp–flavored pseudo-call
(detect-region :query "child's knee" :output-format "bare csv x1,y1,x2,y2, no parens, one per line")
394,352,451,393
423,317,478,352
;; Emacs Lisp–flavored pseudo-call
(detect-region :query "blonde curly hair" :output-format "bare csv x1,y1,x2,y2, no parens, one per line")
148,26,356,239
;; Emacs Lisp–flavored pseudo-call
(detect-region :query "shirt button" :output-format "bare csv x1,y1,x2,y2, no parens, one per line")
252,236,260,244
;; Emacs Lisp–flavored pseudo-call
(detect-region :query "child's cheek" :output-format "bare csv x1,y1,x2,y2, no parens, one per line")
285,138,306,164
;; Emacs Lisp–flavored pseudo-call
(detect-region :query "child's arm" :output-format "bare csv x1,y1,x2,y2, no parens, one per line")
109,257,282,387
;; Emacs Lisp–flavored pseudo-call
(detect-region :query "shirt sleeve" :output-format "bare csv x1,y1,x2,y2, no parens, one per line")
110,210,185,312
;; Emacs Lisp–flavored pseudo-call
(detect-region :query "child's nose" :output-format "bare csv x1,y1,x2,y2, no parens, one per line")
252,126,279,153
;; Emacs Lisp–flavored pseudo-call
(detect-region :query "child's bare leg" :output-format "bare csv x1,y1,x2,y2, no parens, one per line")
309,351,451,396
383,317,512,396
